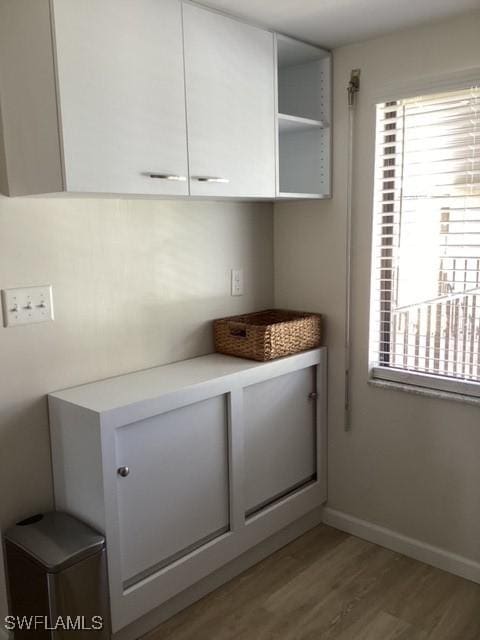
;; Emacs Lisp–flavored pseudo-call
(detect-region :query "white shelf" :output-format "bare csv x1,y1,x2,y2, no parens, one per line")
275,35,331,198
276,33,330,66
278,113,327,132
49,349,324,416
278,192,328,199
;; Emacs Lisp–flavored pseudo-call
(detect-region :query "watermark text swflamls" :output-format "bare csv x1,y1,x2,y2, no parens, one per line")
5,615,104,631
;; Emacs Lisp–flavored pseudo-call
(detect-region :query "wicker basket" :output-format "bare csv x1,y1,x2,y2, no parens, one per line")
214,309,321,361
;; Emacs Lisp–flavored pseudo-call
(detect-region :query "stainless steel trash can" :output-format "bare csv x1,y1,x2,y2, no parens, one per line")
4,512,110,638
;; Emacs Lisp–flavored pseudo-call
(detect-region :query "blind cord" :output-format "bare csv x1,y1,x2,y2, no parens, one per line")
345,70,361,431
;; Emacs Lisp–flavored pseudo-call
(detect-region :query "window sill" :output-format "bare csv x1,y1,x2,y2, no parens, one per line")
369,369,480,408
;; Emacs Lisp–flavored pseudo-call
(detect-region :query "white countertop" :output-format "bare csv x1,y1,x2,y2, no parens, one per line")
49,348,324,413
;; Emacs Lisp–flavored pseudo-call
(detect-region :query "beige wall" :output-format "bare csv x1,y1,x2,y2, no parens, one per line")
275,12,480,562
0,196,273,622
2,8,480,631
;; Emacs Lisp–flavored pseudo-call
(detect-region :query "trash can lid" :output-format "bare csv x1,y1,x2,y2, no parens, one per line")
4,512,105,572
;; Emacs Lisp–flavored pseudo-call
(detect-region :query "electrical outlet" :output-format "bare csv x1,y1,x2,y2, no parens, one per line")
231,269,244,296
1,285,54,327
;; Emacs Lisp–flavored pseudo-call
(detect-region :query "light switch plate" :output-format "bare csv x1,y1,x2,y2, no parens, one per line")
231,269,244,296
1,285,54,327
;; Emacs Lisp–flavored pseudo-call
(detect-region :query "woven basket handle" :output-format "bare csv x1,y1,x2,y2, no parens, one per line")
228,321,248,338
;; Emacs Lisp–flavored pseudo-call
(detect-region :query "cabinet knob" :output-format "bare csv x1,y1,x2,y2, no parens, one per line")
117,466,130,478
309,392,318,400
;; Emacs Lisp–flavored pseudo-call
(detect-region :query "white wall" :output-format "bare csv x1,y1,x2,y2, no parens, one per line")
0,196,273,623
275,12,480,563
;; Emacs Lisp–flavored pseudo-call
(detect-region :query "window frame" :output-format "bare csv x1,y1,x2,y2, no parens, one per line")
368,72,480,399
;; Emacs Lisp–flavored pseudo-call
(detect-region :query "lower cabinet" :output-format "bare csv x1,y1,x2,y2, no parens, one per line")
49,348,326,633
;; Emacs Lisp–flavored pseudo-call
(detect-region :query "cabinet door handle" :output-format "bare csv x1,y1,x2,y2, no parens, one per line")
117,466,130,477
309,392,318,400
192,176,229,183
146,173,187,181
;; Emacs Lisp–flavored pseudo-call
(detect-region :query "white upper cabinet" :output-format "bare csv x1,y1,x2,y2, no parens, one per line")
52,0,189,196
183,4,276,198
0,1,329,200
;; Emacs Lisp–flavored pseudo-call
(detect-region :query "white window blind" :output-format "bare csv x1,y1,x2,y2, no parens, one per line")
370,85,480,396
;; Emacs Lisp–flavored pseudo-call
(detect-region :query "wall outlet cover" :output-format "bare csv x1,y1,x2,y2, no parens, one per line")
231,269,244,296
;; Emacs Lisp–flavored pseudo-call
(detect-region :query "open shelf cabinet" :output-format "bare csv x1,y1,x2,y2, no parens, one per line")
276,34,332,198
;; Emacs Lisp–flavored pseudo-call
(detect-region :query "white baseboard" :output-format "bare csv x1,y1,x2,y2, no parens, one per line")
323,507,480,585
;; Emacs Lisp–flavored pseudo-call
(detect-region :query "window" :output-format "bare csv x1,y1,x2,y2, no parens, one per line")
370,85,480,397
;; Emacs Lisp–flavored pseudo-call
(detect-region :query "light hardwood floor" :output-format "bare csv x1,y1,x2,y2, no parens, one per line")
144,525,480,640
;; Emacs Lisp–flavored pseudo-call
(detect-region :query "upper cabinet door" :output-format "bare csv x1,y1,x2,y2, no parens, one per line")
51,0,189,196
183,4,276,198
